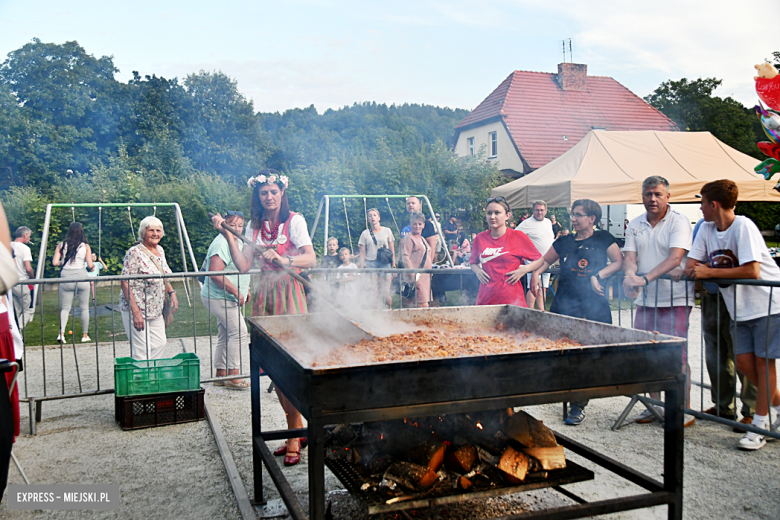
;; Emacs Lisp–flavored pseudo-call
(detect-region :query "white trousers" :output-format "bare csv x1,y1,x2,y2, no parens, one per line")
122,311,168,360
12,284,34,329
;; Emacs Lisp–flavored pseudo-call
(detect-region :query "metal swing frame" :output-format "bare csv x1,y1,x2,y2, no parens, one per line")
32,203,200,310
309,194,454,266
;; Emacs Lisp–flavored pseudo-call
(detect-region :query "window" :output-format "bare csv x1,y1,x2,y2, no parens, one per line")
467,137,475,156
489,131,497,157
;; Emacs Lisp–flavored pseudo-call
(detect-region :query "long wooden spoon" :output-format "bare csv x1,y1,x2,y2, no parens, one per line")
208,213,377,337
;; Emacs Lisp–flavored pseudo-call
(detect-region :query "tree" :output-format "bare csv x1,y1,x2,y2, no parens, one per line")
644,78,760,157
181,71,268,181
0,38,126,180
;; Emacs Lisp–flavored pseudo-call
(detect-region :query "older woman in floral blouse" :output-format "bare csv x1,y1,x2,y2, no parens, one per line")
119,216,179,360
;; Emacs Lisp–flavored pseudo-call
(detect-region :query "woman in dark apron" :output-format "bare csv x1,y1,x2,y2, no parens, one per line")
529,199,623,425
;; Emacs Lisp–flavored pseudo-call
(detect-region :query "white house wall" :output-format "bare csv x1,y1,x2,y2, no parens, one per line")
454,121,524,175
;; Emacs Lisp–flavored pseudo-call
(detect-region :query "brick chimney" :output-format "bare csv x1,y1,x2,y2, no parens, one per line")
557,63,587,91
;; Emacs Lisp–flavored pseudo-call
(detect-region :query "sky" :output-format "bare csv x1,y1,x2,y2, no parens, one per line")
0,0,777,114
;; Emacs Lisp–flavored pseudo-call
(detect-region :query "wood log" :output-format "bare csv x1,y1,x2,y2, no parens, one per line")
383,462,439,491
444,444,478,473
522,446,566,470
497,446,529,483
410,440,447,472
457,476,472,490
502,411,558,448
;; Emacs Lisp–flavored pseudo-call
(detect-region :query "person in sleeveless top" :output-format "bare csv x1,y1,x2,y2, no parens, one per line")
212,169,316,466
52,222,95,343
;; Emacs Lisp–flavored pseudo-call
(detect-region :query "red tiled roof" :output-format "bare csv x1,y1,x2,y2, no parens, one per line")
455,70,678,170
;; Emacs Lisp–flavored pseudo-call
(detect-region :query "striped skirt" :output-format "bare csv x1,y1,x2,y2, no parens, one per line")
252,272,308,316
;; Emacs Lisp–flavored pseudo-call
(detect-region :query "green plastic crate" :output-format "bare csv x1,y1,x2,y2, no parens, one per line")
114,353,201,397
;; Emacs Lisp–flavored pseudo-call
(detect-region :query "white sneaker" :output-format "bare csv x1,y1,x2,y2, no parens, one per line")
81,336,91,343
56,333,64,342
768,416,780,442
738,430,766,451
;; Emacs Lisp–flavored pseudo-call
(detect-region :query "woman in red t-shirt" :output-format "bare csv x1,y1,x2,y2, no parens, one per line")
470,197,544,307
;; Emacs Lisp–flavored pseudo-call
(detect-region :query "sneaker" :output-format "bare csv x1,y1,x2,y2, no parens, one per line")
56,333,64,343
684,415,695,428
738,431,766,451
767,416,780,442
81,336,91,343
636,405,664,424
565,404,585,426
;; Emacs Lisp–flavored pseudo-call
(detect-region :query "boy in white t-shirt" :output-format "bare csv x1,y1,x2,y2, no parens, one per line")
685,179,780,450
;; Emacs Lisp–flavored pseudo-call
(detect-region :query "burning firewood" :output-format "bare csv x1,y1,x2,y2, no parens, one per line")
502,411,558,448
444,444,478,473
410,440,447,472
497,445,529,483
457,476,472,490
382,462,439,491
522,446,566,471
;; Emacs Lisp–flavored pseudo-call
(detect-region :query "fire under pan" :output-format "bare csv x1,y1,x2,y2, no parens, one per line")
248,305,687,520
325,453,594,515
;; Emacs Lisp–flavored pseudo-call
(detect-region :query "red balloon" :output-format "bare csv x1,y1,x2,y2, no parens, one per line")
756,76,780,111
758,141,780,161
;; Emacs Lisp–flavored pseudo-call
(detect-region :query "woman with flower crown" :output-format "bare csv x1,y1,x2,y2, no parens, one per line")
212,168,316,466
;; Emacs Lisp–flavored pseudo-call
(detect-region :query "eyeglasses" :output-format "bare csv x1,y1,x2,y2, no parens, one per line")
486,196,507,204
571,212,589,219
226,211,244,217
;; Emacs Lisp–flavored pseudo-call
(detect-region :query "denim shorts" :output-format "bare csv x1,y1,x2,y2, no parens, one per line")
732,314,780,359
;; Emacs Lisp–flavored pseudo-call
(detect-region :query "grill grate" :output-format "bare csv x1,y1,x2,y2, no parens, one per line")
325,455,594,515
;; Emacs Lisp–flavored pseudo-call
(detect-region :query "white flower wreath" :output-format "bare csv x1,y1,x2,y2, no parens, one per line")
247,173,289,189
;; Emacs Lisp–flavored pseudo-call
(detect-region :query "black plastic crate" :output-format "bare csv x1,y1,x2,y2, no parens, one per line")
115,388,205,430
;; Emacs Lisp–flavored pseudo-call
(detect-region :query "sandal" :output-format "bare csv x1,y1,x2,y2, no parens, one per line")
284,450,301,466
273,444,288,456
273,438,307,456
224,380,250,390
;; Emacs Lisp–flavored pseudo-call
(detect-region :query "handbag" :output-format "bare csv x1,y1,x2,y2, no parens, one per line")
400,238,428,299
139,246,174,328
369,227,394,266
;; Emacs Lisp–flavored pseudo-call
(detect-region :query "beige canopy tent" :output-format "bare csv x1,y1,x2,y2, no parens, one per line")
491,130,779,208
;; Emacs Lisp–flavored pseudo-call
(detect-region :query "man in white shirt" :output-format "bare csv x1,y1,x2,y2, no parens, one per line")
686,179,780,450
622,176,694,426
517,200,554,310
11,226,34,329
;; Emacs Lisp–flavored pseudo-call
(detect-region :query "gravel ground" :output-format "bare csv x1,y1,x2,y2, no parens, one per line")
2,306,780,519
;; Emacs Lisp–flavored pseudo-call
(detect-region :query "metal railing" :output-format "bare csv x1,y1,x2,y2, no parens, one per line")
10,266,780,442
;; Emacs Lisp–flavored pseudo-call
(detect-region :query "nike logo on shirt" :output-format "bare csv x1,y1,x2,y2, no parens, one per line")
481,247,507,263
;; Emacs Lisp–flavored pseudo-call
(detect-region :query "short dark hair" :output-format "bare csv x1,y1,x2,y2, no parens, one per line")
571,199,602,225
700,179,738,209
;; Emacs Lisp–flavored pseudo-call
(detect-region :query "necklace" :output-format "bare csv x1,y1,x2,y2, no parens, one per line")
260,220,281,243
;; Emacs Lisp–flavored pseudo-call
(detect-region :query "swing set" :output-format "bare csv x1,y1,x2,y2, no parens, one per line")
309,194,453,265
32,203,200,310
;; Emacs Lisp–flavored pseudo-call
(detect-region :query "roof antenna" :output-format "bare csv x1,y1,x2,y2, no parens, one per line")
562,40,566,63
569,39,573,63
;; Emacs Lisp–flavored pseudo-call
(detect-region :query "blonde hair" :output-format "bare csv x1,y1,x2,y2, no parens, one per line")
409,212,425,224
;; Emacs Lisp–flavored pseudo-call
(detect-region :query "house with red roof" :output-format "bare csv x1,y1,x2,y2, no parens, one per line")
453,63,678,177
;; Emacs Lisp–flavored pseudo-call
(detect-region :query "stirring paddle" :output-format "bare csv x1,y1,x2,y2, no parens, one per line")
208,212,377,337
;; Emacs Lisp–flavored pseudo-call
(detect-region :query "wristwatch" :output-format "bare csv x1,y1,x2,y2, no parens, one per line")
286,255,294,266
